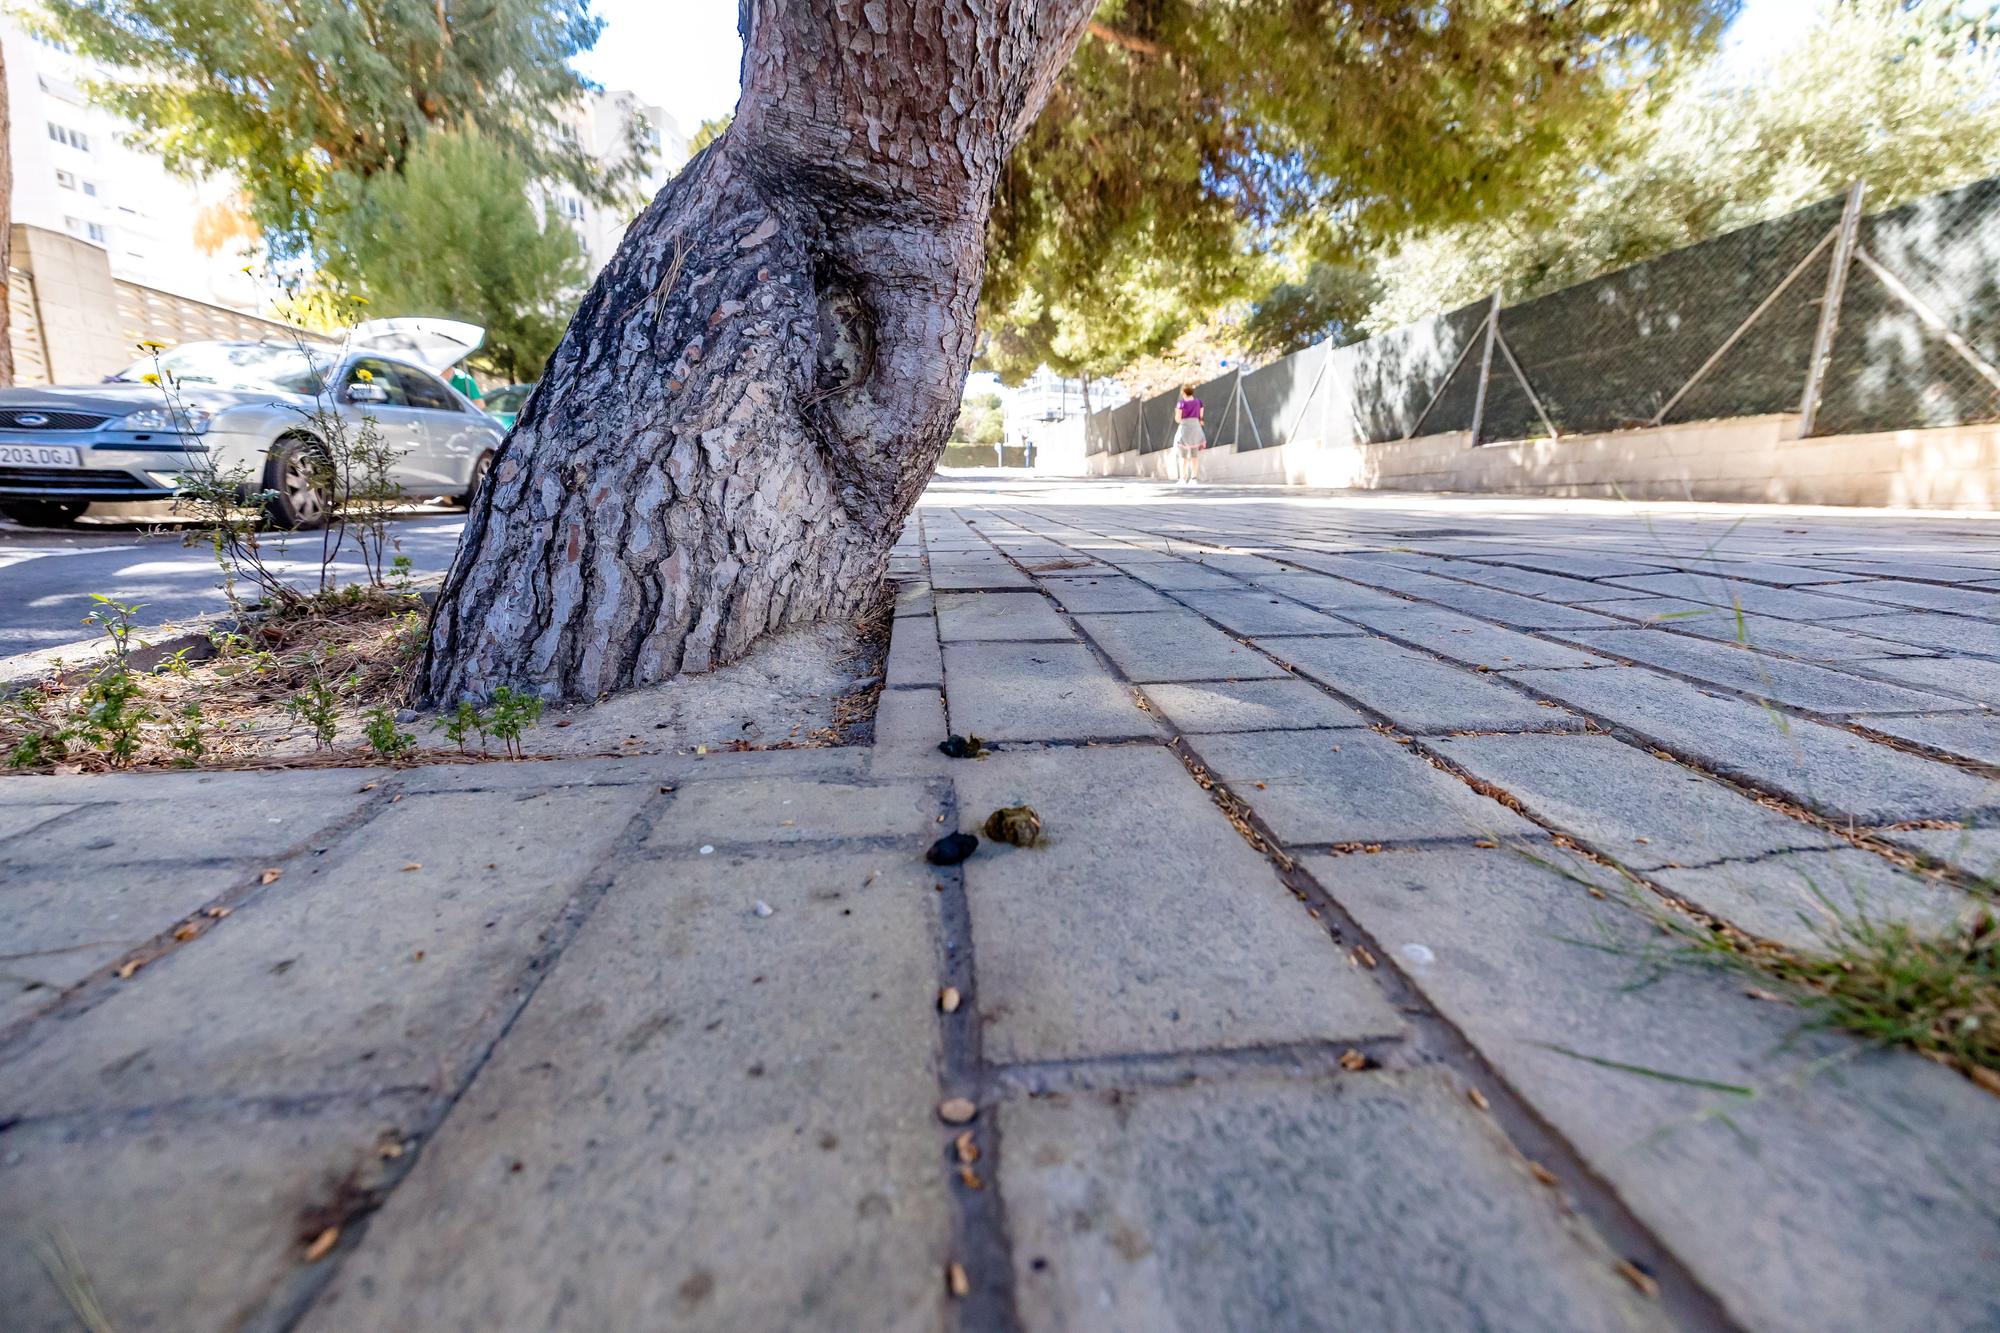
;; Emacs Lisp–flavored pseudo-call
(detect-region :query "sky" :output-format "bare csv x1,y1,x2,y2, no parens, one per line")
574,0,1800,144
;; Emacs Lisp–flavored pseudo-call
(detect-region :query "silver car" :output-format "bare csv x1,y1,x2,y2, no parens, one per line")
0,338,505,529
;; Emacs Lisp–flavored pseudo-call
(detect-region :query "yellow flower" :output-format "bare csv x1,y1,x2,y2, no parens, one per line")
355,368,374,383
141,372,161,385
136,338,168,352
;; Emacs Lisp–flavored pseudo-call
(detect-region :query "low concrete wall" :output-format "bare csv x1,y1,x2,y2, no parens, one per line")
1078,413,2000,509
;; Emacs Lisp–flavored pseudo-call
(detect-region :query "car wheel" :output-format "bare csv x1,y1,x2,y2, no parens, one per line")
458,451,494,511
0,500,88,528
262,438,332,530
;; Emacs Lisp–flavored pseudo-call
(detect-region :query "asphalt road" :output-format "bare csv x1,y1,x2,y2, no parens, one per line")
0,510,468,658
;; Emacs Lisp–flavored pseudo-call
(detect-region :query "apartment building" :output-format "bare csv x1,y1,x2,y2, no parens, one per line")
550,90,689,277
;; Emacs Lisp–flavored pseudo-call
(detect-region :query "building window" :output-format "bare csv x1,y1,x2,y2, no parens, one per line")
48,123,90,151
558,196,584,221
67,218,107,244
81,181,98,197
55,169,75,189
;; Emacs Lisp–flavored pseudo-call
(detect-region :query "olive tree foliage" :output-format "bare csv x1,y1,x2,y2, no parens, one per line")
31,0,646,259
979,0,1738,382
1366,0,2000,329
327,131,588,382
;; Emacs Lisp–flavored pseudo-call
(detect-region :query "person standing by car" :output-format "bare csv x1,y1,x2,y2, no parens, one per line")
449,363,483,406
1173,383,1206,484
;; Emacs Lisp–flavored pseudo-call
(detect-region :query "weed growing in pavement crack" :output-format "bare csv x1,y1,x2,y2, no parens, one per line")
362,706,416,760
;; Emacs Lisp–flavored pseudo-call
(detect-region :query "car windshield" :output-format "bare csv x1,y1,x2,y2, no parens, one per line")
488,386,531,413
109,342,335,394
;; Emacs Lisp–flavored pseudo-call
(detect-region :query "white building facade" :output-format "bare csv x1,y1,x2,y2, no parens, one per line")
3,17,265,312
550,90,688,277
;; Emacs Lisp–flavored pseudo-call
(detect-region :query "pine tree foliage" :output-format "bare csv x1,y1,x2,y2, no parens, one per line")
33,0,643,257
981,0,1737,381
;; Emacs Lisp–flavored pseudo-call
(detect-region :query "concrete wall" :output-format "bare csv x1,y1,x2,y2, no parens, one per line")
9,224,305,386
1076,414,2000,510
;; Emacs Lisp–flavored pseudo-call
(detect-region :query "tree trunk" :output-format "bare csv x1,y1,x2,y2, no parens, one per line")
420,0,1095,704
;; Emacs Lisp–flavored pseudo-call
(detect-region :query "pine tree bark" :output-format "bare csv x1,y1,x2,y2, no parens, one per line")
421,0,1095,703
0,39,14,389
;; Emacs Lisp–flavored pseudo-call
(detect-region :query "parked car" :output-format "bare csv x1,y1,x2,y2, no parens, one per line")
483,382,535,430
0,319,504,529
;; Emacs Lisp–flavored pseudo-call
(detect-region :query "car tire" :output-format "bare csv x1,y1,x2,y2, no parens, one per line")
0,499,88,528
457,450,494,511
262,437,332,531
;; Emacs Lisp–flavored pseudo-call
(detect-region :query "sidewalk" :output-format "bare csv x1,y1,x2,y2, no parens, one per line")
3,478,1998,1331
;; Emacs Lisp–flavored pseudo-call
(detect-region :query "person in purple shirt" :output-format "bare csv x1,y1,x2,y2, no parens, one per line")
1173,383,1206,484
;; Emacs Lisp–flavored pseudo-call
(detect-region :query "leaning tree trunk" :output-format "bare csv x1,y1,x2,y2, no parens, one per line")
420,0,1096,704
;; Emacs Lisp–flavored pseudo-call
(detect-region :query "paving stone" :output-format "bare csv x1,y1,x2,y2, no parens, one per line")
940,641,1145,741
870,686,945,751
1668,559,1867,587
1168,589,1360,637
1542,628,1964,714
1428,562,1638,603
934,591,1074,643
0,785,653,1118
1652,849,1974,948
1511,666,2000,824
1195,729,1537,845
891,579,932,618
1830,611,2000,657
1831,654,2000,707
1143,679,1370,734
1470,551,1676,581
1036,575,1177,614
1605,607,1938,663
1074,611,1288,683
1001,1070,1663,1333
926,552,1032,590
1821,579,2000,616
1308,847,2000,1333
1388,579,1628,630
0,1094,421,1333
955,745,1400,1062
300,847,948,1333
1246,572,1415,613
0,803,76,842
1432,733,1841,868
0,786,370,864
1883,824,2000,880
1340,605,1604,670
645,777,937,849
883,612,942,687
1267,635,1583,733
0,860,255,1016
1600,574,1886,621
1851,710,2000,766
1122,560,1246,591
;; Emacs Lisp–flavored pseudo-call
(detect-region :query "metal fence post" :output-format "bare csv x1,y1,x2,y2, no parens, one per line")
1466,292,1502,447
1798,179,1866,438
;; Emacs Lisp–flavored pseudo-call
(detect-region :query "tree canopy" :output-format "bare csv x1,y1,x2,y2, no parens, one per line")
326,130,587,382
1365,0,2000,329
34,0,644,258
980,0,1738,382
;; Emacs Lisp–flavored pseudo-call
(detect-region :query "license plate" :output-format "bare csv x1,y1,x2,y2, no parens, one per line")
0,443,82,467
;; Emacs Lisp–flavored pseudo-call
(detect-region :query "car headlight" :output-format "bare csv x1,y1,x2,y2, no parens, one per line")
115,405,214,435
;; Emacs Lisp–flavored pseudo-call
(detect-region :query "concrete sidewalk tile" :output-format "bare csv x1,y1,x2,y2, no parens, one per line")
1269,635,1582,734
1123,561,1245,591
891,579,933,618
934,591,1074,643
1832,611,2000,657
1169,589,1359,637
940,641,1144,741
1599,574,1884,621
1432,563,1639,603
1850,711,2000,767
1000,1070,1666,1333
1247,572,1415,613
0,785,652,1118
883,612,942,687
1883,823,2000,880
0,802,77,843
1832,655,2000,708
1076,611,1288,683
1510,666,2000,825
1308,847,2000,1333
1652,849,1974,949
1144,679,1369,734
645,777,937,848
1038,575,1177,614
1542,628,1965,715
299,849,947,1333
926,554,1033,590
871,687,946,751
1821,580,2000,616
1342,605,1604,671
1431,732,1841,868
1651,613,1936,664
955,745,1401,1062
0,786,371,864
0,1095,423,1333
1393,580,1628,630
1195,729,1536,845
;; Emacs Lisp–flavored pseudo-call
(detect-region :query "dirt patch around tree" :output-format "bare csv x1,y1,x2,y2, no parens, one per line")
3,586,893,773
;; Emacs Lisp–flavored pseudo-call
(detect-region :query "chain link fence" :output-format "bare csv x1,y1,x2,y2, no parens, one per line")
1084,173,2000,457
